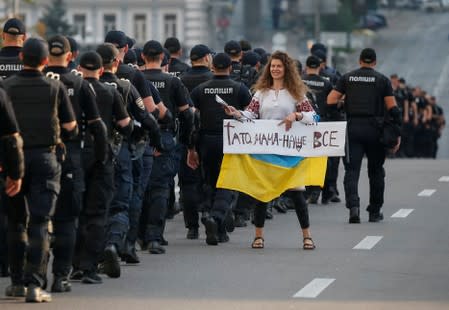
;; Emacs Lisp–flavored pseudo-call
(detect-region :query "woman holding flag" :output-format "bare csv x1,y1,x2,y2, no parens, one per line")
224,51,320,250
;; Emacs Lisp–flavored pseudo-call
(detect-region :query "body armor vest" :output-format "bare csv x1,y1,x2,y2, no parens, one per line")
4,75,59,147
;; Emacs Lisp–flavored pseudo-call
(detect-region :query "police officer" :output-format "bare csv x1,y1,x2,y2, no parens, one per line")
141,40,194,254
0,87,24,278
96,43,163,265
327,48,401,224
74,51,132,283
178,44,213,239
224,40,243,81
164,37,190,77
44,35,108,293
302,55,336,204
0,19,25,265
0,18,26,78
240,51,261,90
104,31,165,122
180,44,213,92
187,53,252,245
104,31,171,253
0,88,24,197
311,43,341,87
66,37,80,71
3,38,77,302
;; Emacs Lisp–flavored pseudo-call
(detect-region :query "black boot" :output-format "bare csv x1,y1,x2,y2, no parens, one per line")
203,216,218,246
121,242,140,264
103,244,121,278
349,207,360,224
51,275,71,292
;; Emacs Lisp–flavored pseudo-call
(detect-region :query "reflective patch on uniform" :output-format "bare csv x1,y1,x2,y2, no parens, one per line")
204,87,234,95
104,81,118,89
136,97,145,110
46,72,61,80
88,83,97,96
303,79,325,87
120,78,131,83
153,81,166,89
71,69,83,77
0,64,23,72
349,76,376,82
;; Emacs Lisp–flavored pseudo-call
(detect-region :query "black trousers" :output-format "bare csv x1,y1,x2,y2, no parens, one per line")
198,134,233,224
52,143,84,277
253,191,309,229
73,148,114,272
0,177,8,274
179,145,203,229
343,118,386,212
7,148,61,287
322,156,340,199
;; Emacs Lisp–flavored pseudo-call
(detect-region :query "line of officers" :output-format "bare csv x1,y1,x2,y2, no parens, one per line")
0,19,388,303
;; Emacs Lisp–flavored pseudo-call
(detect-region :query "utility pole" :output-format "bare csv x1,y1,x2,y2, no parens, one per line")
314,0,321,42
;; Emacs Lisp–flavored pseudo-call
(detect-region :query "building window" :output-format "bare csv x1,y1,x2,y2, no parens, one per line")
103,14,116,35
73,14,86,39
163,13,177,38
134,14,146,43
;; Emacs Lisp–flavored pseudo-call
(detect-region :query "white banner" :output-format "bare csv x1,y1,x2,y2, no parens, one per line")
222,120,347,157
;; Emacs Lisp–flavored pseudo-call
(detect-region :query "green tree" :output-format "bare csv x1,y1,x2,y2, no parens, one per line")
40,0,74,38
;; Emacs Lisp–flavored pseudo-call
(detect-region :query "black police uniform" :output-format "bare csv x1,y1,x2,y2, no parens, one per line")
141,67,191,252
43,66,104,289
334,67,394,219
100,72,161,260
3,69,76,289
168,57,190,77
73,78,129,278
0,46,23,79
302,73,340,203
0,45,23,280
0,88,23,278
190,75,252,244
229,61,242,81
180,66,214,93
179,66,213,235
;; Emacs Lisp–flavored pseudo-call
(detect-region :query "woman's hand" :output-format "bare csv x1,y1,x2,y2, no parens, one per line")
224,105,242,119
278,112,298,131
187,149,200,170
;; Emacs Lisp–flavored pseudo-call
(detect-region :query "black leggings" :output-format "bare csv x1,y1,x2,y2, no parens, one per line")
253,191,309,229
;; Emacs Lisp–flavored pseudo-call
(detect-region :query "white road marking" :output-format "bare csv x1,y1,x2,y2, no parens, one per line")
418,189,436,197
353,236,383,250
293,278,335,299
391,209,414,218
438,176,449,182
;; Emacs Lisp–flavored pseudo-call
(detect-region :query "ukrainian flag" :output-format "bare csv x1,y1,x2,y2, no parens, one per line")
216,154,327,203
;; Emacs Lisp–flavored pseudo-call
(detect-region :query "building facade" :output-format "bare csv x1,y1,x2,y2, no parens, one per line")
13,0,210,50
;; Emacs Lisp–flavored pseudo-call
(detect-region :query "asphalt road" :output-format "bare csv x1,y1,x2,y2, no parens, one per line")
372,9,449,158
1,159,448,309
